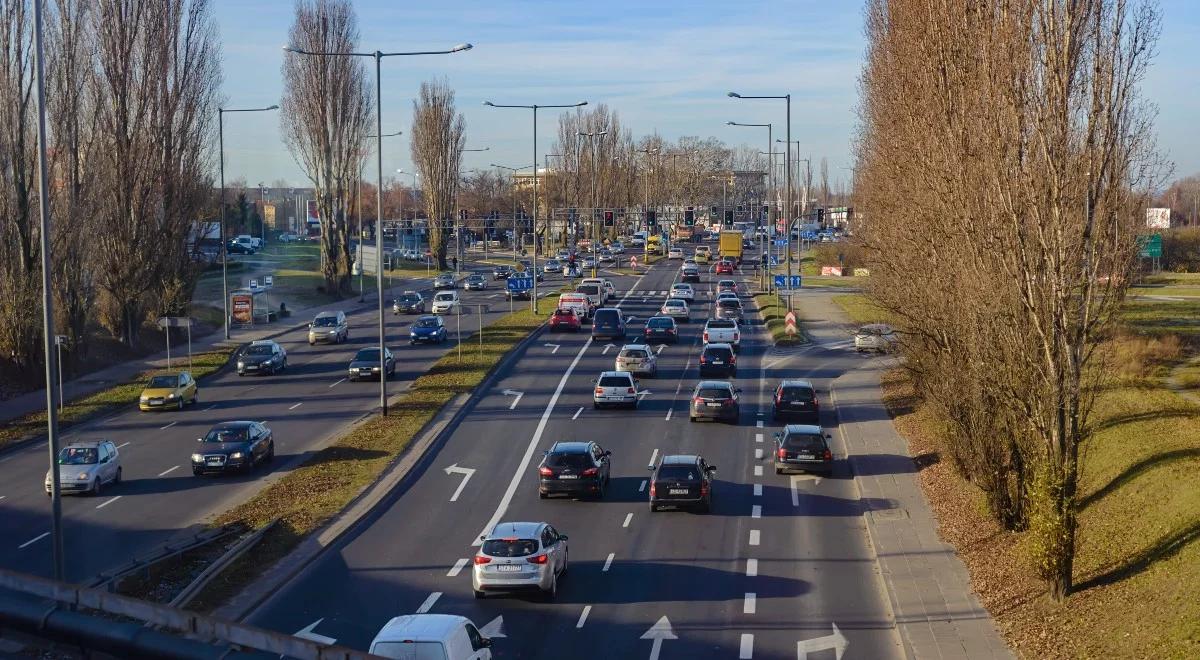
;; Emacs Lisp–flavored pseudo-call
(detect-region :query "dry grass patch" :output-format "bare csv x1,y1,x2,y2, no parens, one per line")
830,293,890,326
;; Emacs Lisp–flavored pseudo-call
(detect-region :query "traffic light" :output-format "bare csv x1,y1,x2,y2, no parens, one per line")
816,207,825,223
684,208,695,226
710,206,718,215
723,209,734,227
603,210,614,227
646,210,657,227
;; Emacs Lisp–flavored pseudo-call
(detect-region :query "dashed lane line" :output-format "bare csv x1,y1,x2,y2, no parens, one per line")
157,466,180,477
576,605,592,629
749,530,760,546
96,496,122,510
289,402,303,410
746,558,758,577
753,484,762,497
754,465,763,477
415,592,441,614
447,558,469,577
622,513,633,528
739,633,754,659
18,532,49,549
602,553,615,572
572,407,584,420
751,505,762,519
743,592,757,614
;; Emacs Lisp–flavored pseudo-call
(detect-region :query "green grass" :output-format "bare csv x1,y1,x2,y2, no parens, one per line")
753,292,807,347
187,307,547,612
0,348,235,451
830,293,890,326
1120,297,1200,338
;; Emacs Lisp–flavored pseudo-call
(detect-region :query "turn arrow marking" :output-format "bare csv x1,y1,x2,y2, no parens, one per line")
501,389,524,409
641,616,676,660
444,464,476,502
295,618,337,646
479,615,506,639
790,474,822,506
544,343,561,354
602,343,616,355
797,623,848,660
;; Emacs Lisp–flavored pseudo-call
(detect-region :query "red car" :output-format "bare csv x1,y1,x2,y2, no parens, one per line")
715,260,736,274
549,308,582,332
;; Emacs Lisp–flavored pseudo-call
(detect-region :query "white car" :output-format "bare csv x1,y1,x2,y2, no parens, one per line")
593,370,640,408
580,278,610,304
855,323,899,353
45,440,122,496
667,247,684,259
660,298,690,322
715,291,739,304
703,318,741,351
669,283,695,302
473,523,568,600
369,614,493,659
611,241,626,254
615,344,658,377
431,290,460,314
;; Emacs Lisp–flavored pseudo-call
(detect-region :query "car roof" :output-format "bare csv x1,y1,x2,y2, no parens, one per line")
63,440,111,449
314,311,341,318
599,370,633,378
784,423,824,435
373,614,472,641
695,379,734,389
549,441,592,453
486,521,544,539
210,421,257,429
660,454,700,465
779,379,814,389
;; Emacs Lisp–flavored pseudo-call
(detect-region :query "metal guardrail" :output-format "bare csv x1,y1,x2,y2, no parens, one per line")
170,520,278,609
85,525,241,591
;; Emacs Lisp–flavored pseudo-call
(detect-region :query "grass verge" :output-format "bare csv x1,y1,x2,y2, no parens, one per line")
186,307,546,613
0,348,235,452
830,293,890,326
753,292,807,347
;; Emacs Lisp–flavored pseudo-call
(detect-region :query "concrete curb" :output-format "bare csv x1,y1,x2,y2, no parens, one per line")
214,319,548,622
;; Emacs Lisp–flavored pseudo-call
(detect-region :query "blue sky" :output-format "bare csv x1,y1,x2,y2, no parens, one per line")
213,0,1200,190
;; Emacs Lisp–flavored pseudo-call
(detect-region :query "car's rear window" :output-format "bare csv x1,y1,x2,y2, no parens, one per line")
554,309,574,317
620,349,648,359
370,641,447,660
647,317,673,328
594,310,620,324
599,375,632,387
718,299,740,308
707,320,735,329
577,285,599,295
656,465,699,481
482,539,538,557
697,387,732,398
704,347,733,360
546,452,592,469
399,294,420,302
783,433,827,452
780,386,814,402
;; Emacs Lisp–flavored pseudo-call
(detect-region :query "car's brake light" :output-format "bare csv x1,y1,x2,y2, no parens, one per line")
539,467,553,477
649,481,656,497
700,481,710,497
778,447,787,459
824,449,833,461
699,355,707,363
627,387,636,394
474,556,491,565
582,467,598,477
729,355,737,364
595,387,604,395
733,333,739,341
703,331,709,342
527,554,549,565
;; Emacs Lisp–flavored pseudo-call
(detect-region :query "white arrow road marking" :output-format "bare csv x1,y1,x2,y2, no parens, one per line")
447,558,469,577
790,474,821,506
576,605,592,628
641,616,677,660
797,623,848,660
479,615,506,639
294,619,337,646
501,389,524,409
602,343,616,355
740,633,754,659
544,343,561,354
416,592,441,614
444,464,476,502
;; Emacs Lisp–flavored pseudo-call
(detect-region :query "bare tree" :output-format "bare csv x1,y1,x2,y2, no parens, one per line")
280,0,372,293
410,79,464,270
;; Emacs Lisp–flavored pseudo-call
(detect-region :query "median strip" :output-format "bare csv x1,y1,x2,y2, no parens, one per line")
752,291,808,347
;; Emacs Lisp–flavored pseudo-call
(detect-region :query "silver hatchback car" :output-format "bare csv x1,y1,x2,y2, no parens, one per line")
473,522,569,600
45,440,122,496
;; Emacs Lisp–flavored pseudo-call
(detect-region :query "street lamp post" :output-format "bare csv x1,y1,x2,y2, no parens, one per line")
578,130,607,277
285,41,471,416
218,104,279,340
729,91,792,307
484,99,588,314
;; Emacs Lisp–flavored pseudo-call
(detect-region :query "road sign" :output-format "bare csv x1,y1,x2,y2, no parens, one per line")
769,255,778,267
506,276,534,292
249,278,259,289
784,311,798,336
1138,234,1162,258
774,275,787,289
264,275,274,288
774,239,788,247
791,275,802,289
630,256,638,269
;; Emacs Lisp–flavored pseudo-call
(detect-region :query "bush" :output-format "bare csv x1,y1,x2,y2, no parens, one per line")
1160,228,1200,272
809,242,865,271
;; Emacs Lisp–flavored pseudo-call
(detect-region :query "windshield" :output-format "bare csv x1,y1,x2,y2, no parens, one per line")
399,293,420,302
577,285,599,295
313,316,338,327
414,318,439,328
354,349,380,361
482,539,538,557
718,299,741,308
58,447,98,465
202,427,249,443
147,375,179,389
554,309,574,317
244,345,273,356
468,275,483,281
434,293,455,301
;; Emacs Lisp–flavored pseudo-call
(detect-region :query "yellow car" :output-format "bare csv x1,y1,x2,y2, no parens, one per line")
694,246,711,263
138,372,199,411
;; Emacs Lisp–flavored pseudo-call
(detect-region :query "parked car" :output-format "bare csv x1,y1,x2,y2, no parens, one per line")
537,441,611,499
307,310,349,345
409,315,448,344
642,316,679,343
773,379,819,423
432,290,461,314
549,308,582,332
45,440,121,496
348,347,396,380
774,424,834,476
592,370,640,409
369,614,493,660
855,323,899,353
393,291,426,314
648,454,716,512
698,342,737,378
615,343,658,377
226,240,254,255
138,372,198,411
473,522,568,599
688,380,740,423
190,421,274,476
237,339,287,376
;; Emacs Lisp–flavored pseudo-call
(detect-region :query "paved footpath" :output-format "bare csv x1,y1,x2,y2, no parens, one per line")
797,291,1013,660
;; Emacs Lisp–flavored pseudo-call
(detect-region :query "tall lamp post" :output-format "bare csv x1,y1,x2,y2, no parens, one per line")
730,91,792,307
218,104,279,340
360,131,403,301
483,99,588,313
578,130,607,277
284,41,472,416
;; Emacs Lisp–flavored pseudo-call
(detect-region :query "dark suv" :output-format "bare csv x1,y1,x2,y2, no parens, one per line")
698,343,736,378
689,380,741,423
538,441,611,499
773,379,819,424
773,424,834,476
591,308,634,341
648,455,716,512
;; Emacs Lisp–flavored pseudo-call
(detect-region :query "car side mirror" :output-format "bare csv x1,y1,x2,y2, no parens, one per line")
479,535,487,542
559,534,568,541
647,464,656,471
825,434,833,440
603,450,612,457
481,639,493,648
707,466,717,472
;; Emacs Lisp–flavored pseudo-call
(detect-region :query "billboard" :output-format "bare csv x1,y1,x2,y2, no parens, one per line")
1146,207,1171,229
307,200,320,226
231,291,254,325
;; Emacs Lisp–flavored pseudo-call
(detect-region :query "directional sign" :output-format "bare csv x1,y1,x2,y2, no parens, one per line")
641,616,676,660
249,278,259,290
506,276,534,292
774,274,803,290
774,239,788,247
774,275,787,289
791,275,802,289
264,275,274,288
1138,234,1163,258
443,464,476,502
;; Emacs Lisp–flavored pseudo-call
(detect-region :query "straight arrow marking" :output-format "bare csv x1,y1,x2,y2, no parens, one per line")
501,389,524,409
544,343,561,354
641,616,677,660
479,615,506,639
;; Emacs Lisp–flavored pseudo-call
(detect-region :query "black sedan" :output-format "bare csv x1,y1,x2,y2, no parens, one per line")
191,421,274,475
237,340,287,376
648,454,715,512
492,264,514,280
393,291,425,314
538,441,611,499
348,347,395,381
642,316,679,343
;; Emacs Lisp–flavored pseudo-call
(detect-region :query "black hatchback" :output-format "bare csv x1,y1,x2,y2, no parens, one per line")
773,380,819,424
774,425,834,476
648,455,716,512
698,343,736,378
538,441,611,499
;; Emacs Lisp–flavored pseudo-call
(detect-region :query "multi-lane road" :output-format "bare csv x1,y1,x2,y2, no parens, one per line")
247,260,905,659
0,263,543,584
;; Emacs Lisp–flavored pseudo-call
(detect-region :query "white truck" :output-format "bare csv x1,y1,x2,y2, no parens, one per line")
702,318,741,351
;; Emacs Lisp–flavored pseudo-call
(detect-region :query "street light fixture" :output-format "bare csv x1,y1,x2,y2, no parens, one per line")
218,104,279,341
483,99,588,313
578,130,607,277
283,41,471,416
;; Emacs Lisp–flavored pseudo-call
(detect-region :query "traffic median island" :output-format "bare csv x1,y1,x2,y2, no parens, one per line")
753,291,808,347
183,307,546,614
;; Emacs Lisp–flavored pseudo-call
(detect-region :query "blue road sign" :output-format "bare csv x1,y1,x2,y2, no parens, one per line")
506,276,534,292
774,275,787,289
769,255,779,267
791,275,803,289
774,239,788,247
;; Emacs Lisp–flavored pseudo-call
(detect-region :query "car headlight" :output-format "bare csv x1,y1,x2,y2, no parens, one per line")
237,361,245,368
77,472,90,480
191,453,204,462
167,393,178,399
371,367,380,371
229,452,244,460
410,331,417,337
139,396,148,402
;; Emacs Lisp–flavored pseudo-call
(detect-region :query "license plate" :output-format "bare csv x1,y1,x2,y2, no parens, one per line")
206,458,222,465
792,402,807,406
559,475,578,480
669,489,689,495
711,360,723,364
497,564,522,572
798,454,815,460
707,402,722,408
150,399,163,405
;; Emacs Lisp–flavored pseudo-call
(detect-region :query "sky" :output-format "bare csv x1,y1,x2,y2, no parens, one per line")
212,0,1200,191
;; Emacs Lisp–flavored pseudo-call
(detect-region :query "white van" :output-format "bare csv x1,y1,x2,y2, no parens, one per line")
557,292,592,321
369,614,493,660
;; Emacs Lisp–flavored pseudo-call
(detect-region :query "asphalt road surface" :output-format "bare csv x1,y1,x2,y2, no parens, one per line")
248,258,905,660
0,263,561,584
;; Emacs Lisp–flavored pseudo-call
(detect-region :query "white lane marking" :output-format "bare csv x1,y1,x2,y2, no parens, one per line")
754,448,763,460
622,513,633,528
488,293,499,299
751,505,762,519
0,495,6,501
664,408,673,421
295,619,337,645
754,465,763,477
576,605,592,629
739,633,754,659
756,420,764,428
157,465,180,477
447,558,469,577
743,592,757,614
648,448,659,467
289,402,303,410
755,433,763,443
753,484,762,497
96,496,122,509
329,378,345,388
544,343,561,354
415,592,441,614
502,389,524,409
116,442,131,449
444,464,476,502
602,553,615,572
746,558,759,577
473,267,649,545
159,421,177,430
572,407,584,420
18,532,49,549
638,479,647,492
203,404,217,411
749,530,760,546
